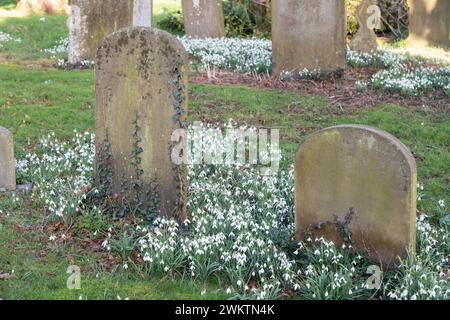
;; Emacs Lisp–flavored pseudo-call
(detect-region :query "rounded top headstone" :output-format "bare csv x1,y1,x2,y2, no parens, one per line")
95,26,188,220
96,27,187,71
296,125,416,174
295,124,417,267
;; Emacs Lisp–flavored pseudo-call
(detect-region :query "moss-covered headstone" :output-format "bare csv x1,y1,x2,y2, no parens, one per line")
181,0,225,38
95,27,188,220
0,127,16,192
272,0,347,77
68,0,134,64
295,125,417,267
407,0,450,49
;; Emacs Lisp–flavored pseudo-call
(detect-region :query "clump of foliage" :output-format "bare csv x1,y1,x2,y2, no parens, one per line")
223,0,271,38
155,9,185,36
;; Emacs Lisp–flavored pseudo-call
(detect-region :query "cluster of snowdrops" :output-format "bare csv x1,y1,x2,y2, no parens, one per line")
4,125,448,300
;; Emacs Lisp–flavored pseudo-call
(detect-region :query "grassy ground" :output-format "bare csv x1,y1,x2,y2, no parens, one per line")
0,211,225,299
0,10,449,300
0,0,15,10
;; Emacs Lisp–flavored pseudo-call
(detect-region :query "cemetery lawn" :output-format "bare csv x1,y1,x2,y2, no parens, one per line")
1,63,448,202
0,10,449,300
1,61,449,299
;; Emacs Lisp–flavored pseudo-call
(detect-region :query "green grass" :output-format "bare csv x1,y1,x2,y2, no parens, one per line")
0,63,94,149
0,10,449,300
0,0,182,61
154,0,181,14
0,0,15,10
0,205,225,299
0,15,68,60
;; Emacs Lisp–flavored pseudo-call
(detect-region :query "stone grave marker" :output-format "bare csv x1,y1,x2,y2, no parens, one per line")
181,0,225,38
350,0,379,53
0,127,16,192
407,0,450,49
133,0,153,27
295,125,417,267
272,0,347,77
68,0,134,64
95,27,188,219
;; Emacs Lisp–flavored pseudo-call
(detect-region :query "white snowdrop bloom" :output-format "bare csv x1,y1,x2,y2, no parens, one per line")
143,253,151,262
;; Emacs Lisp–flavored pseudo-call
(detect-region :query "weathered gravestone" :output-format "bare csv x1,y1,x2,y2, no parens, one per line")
295,125,417,267
272,0,347,77
0,127,16,192
68,0,134,64
350,0,379,53
133,0,153,27
407,0,450,49
181,0,225,38
95,27,188,219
